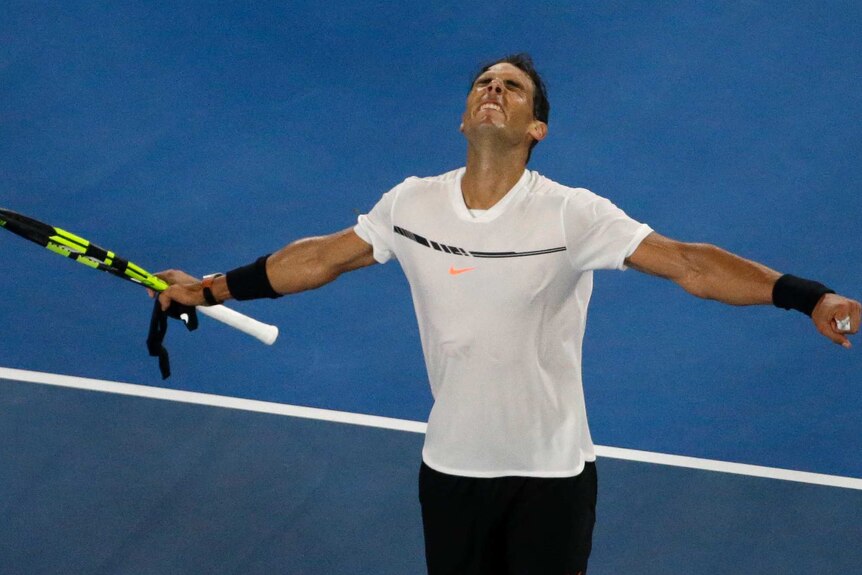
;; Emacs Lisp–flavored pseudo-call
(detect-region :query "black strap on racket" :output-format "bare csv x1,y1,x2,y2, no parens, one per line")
146,299,199,379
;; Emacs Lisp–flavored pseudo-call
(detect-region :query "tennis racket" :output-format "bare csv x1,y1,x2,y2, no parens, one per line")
0,207,279,345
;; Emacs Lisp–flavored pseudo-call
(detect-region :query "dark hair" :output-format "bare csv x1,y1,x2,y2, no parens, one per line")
470,53,550,161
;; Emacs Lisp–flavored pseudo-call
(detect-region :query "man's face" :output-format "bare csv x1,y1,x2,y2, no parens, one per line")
460,63,545,147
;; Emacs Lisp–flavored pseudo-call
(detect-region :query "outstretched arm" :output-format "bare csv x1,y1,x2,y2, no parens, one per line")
264,227,377,294
625,232,861,348
156,227,376,307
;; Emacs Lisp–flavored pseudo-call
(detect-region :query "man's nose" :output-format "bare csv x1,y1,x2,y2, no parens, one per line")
486,80,503,94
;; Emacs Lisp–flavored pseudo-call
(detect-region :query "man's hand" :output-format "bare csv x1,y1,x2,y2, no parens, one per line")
146,269,205,311
811,293,861,349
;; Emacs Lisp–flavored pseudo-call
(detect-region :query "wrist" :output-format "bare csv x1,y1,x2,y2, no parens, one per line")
201,273,226,306
772,274,835,317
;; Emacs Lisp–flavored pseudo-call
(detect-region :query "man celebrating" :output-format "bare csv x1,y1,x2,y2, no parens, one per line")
157,54,860,574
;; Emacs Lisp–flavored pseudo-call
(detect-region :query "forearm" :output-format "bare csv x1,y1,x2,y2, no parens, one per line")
626,232,858,347
161,228,374,307
214,228,373,301
677,245,859,347
266,234,358,294
627,234,781,305
203,237,337,303
674,243,781,305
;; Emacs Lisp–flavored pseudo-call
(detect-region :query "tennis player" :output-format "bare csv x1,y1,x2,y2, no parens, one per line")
157,54,860,575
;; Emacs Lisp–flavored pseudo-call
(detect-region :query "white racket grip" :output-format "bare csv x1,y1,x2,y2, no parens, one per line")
195,304,279,345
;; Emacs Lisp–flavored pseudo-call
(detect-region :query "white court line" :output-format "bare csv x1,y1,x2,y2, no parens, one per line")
0,367,427,434
2,366,861,491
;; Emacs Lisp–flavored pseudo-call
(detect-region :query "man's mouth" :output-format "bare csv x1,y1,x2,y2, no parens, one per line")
479,102,503,114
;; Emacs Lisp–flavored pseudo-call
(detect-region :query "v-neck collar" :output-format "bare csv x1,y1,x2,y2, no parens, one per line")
449,168,531,223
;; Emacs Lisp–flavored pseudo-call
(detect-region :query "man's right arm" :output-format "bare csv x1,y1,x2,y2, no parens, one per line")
264,227,377,294
156,228,376,309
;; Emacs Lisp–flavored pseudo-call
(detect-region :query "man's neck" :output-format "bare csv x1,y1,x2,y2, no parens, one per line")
461,145,528,210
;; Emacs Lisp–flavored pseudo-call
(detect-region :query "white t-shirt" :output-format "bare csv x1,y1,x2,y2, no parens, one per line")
354,168,652,478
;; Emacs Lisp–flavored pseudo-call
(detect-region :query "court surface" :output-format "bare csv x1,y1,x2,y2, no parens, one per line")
2,369,860,574
2,2,860,573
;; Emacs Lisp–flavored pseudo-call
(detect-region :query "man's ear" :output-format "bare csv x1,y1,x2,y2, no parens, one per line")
529,121,548,143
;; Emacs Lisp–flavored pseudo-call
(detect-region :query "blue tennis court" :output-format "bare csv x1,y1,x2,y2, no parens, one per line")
1,2,860,573
2,370,860,574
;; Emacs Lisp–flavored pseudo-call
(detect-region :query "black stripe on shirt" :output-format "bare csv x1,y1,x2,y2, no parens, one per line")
393,225,565,259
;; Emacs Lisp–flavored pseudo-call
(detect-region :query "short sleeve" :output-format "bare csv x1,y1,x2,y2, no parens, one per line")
562,188,653,271
354,187,399,264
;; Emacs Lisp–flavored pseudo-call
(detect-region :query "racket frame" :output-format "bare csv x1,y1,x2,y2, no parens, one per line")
0,207,277,345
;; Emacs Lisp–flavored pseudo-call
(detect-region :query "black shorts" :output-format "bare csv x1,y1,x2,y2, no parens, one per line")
418,461,597,575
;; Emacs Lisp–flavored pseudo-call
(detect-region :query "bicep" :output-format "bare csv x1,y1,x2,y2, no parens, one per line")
322,227,378,273
624,232,693,282
293,227,377,276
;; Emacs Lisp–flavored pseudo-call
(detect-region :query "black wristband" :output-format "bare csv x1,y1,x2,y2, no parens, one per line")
772,274,834,316
225,255,281,301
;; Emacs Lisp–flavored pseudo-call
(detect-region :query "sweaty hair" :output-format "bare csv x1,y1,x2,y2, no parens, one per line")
470,53,550,161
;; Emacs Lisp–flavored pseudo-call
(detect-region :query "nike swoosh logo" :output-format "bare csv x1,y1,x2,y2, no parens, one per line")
448,266,476,276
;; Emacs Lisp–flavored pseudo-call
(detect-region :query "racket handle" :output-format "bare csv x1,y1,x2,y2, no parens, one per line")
196,304,279,345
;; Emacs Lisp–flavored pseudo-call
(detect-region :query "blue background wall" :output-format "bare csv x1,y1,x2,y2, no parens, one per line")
1,1,860,479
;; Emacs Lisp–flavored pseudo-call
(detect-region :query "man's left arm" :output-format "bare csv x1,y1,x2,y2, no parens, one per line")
624,232,861,348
